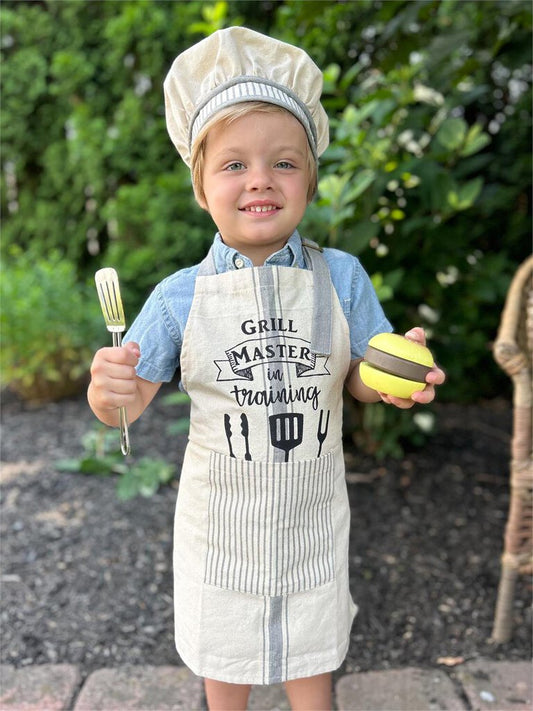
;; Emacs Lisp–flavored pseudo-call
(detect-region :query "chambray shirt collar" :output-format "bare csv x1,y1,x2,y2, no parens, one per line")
212,231,307,273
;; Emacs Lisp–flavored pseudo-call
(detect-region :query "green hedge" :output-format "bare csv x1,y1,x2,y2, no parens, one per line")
1,0,531,405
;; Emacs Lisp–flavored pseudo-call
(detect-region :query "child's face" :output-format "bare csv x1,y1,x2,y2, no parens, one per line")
197,110,312,265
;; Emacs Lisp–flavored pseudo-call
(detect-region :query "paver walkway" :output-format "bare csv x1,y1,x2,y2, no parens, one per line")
1,660,531,710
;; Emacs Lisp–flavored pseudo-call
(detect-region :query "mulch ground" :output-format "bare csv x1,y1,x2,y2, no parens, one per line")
1,385,531,681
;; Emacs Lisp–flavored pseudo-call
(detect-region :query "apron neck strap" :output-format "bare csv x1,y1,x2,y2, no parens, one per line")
301,240,332,357
197,247,217,276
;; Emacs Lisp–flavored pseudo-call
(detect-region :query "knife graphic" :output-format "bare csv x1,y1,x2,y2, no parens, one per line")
224,414,235,457
240,413,252,461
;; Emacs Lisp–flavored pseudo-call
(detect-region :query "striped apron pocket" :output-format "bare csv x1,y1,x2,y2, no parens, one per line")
204,450,335,597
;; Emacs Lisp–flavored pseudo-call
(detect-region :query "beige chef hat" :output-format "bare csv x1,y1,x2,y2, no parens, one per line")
164,26,329,167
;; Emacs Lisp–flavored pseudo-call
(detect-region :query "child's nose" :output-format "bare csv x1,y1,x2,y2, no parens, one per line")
247,166,272,191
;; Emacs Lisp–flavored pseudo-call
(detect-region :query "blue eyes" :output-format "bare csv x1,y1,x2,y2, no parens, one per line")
225,161,295,171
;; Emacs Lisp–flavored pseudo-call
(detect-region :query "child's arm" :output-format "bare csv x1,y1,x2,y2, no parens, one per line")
87,342,161,427
345,327,445,408
345,358,383,403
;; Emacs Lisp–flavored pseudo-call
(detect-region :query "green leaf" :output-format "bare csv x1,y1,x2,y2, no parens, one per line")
435,118,468,151
116,473,139,501
322,63,341,92
384,268,405,291
318,174,350,205
339,63,364,92
460,126,491,157
78,457,116,475
347,220,380,254
370,273,394,302
448,177,483,210
55,458,83,472
331,206,355,227
344,170,376,203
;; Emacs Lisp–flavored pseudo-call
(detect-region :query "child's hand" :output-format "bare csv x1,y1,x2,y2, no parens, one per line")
88,342,141,412
378,327,445,409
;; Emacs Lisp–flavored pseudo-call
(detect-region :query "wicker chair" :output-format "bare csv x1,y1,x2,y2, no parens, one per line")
490,255,533,644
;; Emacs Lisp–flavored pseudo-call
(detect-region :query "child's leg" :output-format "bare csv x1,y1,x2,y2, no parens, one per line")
204,678,251,711
284,672,332,711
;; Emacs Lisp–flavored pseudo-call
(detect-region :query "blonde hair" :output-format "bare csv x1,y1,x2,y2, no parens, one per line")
191,102,318,206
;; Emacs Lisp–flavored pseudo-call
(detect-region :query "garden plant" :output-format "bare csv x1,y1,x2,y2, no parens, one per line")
1,0,531,463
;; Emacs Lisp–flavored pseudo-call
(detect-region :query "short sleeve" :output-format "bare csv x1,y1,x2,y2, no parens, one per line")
324,248,393,359
123,264,199,383
124,284,181,383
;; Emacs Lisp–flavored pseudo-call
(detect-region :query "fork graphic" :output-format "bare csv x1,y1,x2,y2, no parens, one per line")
316,409,330,457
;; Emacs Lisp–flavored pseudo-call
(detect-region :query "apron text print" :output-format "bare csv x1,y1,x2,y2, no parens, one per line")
229,382,321,410
215,319,330,383
240,317,298,335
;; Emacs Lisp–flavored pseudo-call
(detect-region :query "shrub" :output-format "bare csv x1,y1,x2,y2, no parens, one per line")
1,0,530,457
2,0,529,403
1,248,102,403
283,0,531,401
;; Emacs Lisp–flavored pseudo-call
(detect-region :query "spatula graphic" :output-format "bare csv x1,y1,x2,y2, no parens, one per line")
269,413,303,462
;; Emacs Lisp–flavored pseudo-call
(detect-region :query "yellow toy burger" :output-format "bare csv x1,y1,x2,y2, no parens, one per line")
360,332,434,399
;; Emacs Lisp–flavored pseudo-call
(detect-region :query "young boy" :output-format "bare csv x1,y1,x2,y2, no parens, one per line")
88,27,445,711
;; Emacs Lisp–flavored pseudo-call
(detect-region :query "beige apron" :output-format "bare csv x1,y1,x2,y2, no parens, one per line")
173,241,357,684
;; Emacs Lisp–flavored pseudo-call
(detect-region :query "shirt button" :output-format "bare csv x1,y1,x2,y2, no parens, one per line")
234,257,245,269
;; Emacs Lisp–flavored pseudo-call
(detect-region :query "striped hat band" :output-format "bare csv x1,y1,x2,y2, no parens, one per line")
189,76,318,159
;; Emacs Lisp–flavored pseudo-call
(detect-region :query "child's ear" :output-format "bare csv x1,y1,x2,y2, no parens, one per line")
193,187,208,212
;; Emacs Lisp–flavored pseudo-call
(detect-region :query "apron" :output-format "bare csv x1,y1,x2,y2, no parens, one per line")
173,240,357,685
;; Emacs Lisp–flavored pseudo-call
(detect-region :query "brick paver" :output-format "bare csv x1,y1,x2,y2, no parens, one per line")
0,664,80,711
249,682,291,710
73,666,203,711
456,660,532,711
1,661,531,711
335,666,466,711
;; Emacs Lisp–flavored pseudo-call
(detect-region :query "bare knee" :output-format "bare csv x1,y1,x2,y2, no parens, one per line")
284,672,332,711
204,677,251,711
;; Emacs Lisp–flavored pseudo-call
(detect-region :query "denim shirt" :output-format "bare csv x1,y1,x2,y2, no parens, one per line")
125,231,392,384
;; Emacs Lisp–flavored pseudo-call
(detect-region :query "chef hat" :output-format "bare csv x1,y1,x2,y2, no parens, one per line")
163,26,329,167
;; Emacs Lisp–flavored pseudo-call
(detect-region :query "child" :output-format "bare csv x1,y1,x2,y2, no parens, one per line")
88,27,445,711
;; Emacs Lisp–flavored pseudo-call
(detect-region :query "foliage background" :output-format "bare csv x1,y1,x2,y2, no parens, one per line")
1,0,531,410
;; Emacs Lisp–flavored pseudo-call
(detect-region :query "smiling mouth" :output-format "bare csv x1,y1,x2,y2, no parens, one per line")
241,205,280,213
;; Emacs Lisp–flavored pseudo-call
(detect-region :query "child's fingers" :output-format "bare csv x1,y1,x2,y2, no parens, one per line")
411,385,436,404
90,346,139,404
409,366,445,404
124,341,141,359
404,326,426,345
379,392,417,409
427,365,446,386
98,345,139,367
379,363,445,408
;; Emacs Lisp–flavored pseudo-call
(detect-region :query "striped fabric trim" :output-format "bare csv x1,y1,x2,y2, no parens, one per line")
267,595,284,683
205,451,335,597
303,244,332,356
190,76,318,158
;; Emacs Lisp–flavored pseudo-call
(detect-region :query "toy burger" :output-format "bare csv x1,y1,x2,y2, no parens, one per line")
360,333,434,399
